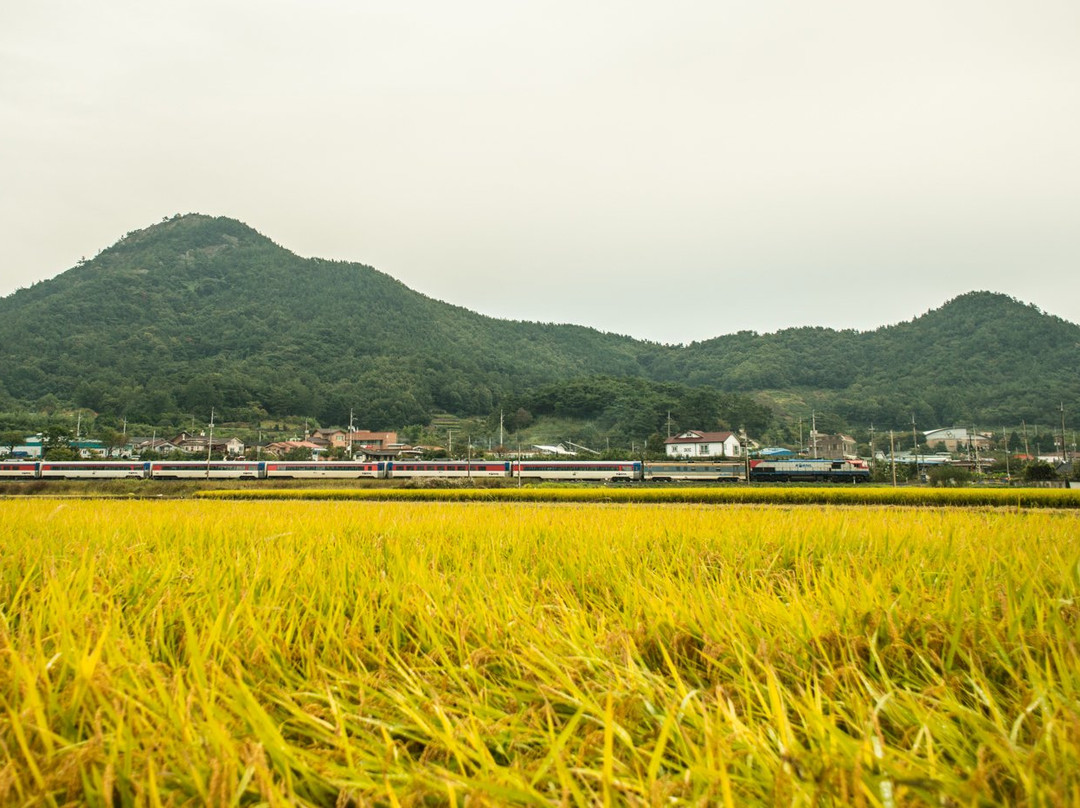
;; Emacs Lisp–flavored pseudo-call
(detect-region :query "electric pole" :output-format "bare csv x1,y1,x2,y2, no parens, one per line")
1062,403,1069,464
911,415,919,479
206,408,215,477
889,430,897,487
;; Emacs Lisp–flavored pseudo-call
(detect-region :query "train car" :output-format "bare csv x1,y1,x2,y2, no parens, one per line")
512,460,643,481
149,460,264,479
749,458,870,483
0,460,41,478
644,461,744,482
263,461,385,479
38,460,148,479
387,460,511,478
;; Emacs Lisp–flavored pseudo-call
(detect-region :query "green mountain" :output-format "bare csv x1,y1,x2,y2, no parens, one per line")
0,214,1076,436
662,291,1080,429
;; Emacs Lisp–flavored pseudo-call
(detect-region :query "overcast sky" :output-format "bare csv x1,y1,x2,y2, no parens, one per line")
2,1,1078,344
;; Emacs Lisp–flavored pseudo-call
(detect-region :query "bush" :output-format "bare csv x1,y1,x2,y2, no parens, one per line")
1023,461,1058,482
928,465,972,487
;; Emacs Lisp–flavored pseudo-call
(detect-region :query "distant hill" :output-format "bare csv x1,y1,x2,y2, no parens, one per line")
0,214,1076,435
660,291,1080,428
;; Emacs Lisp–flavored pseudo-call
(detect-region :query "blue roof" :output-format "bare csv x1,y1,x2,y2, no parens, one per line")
758,447,795,457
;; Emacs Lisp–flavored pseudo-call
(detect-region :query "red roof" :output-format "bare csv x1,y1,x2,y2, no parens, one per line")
664,430,735,445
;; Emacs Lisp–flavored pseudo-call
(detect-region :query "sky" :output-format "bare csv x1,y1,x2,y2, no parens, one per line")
2,1,1078,344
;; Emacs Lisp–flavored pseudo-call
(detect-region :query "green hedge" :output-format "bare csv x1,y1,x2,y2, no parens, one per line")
195,486,1080,508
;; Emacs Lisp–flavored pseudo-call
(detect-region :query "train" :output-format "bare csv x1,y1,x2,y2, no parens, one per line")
0,459,645,481
0,457,871,483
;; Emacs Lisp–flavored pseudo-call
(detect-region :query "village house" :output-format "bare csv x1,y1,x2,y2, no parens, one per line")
347,430,398,451
664,430,742,459
264,439,323,458
809,431,858,458
310,428,349,449
923,427,991,453
172,433,245,457
131,437,180,455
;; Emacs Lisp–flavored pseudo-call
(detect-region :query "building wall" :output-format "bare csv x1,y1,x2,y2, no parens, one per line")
665,438,741,458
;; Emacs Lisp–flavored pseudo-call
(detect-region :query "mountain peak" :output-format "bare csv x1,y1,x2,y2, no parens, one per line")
104,214,276,259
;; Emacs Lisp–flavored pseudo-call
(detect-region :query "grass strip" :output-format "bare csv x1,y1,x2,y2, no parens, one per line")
194,485,1080,508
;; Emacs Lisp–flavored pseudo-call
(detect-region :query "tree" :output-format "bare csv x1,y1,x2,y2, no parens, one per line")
1022,461,1057,482
1,430,25,456
509,408,533,432
42,426,73,454
98,427,127,458
43,445,80,461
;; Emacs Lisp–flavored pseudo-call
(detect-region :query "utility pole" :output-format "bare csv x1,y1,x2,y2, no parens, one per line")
1021,420,1030,458
973,425,981,478
448,429,453,456
869,424,876,473
467,437,472,481
811,411,818,459
741,428,751,484
1003,426,1010,480
1062,403,1069,464
889,430,897,487
348,408,355,459
206,408,215,478
499,410,504,448
666,411,672,439
911,415,919,479
76,412,82,440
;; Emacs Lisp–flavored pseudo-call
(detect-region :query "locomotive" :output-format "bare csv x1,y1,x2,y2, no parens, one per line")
748,457,870,483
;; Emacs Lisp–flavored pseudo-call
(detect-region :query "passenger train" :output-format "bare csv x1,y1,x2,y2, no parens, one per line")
0,457,870,483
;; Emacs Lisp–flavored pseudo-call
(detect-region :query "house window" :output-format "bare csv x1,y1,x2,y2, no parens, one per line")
699,445,709,454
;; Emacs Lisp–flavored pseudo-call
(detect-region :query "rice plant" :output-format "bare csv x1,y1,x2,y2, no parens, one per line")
2,499,1078,805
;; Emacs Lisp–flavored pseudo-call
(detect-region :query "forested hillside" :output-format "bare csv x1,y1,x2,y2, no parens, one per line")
0,215,655,428
661,292,1080,428
1,214,1077,434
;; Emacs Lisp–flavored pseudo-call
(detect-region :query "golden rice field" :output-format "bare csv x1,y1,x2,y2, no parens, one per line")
2,499,1079,806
